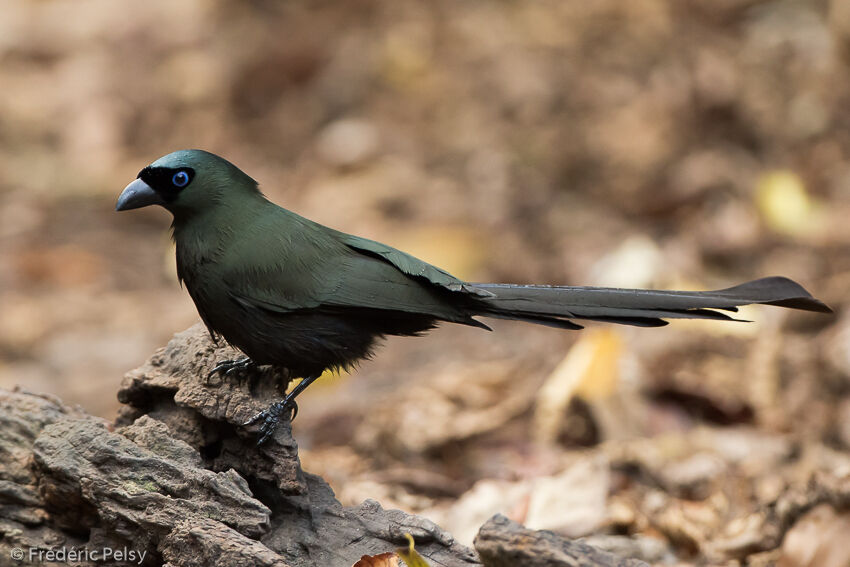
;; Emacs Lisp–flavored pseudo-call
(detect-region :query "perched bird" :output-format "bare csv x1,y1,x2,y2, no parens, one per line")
117,150,831,444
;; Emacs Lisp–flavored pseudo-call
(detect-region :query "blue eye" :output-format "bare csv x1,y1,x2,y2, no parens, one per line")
172,171,190,187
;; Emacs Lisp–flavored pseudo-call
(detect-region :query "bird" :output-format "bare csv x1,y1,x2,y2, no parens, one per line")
116,149,831,444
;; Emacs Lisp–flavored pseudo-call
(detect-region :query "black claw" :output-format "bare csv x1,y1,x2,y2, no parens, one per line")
244,400,298,445
206,357,254,384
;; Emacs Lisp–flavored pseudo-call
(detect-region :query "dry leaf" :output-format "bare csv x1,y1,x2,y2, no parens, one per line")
524,455,610,536
352,551,399,567
533,329,623,444
433,479,531,546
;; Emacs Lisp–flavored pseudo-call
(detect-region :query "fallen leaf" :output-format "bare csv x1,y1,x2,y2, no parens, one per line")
533,329,623,444
352,551,399,567
433,479,531,546
524,455,610,537
396,533,431,567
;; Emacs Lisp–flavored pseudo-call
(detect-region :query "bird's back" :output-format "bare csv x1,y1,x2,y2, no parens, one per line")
173,199,480,373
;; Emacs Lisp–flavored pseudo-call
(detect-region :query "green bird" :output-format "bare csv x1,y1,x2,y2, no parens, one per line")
116,150,831,444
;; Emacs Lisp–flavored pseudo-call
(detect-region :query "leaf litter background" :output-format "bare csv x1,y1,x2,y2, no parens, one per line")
1,0,850,565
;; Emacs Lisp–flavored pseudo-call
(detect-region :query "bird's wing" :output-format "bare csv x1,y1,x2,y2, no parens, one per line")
337,233,494,297
222,225,483,324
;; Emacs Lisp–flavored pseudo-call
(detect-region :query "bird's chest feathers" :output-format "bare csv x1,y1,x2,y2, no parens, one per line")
173,228,230,294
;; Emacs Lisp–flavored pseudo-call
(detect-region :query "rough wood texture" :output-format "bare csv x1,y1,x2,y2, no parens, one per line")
0,325,479,567
0,324,653,567
474,515,649,567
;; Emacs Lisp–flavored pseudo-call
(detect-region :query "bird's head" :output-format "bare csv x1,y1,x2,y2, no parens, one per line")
116,149,260,218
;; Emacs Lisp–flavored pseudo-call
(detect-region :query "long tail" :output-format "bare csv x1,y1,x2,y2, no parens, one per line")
471,276,831,330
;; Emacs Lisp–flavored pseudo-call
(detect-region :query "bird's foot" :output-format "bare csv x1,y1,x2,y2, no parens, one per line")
244,400,298,446
206,356,255,385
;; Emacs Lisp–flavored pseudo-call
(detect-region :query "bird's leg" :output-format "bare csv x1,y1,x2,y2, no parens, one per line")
206,356,255,385
244,373,322,445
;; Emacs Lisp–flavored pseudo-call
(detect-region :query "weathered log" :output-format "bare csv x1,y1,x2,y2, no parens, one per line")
0,324,653,567
0,325,479,567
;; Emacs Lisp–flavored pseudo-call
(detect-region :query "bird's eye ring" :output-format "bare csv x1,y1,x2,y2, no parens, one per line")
172,171,190,188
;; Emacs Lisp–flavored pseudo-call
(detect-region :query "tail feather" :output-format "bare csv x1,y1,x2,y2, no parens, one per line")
471,276,831,328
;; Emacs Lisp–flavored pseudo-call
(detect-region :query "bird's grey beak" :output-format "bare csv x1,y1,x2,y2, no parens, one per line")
116,178,164,211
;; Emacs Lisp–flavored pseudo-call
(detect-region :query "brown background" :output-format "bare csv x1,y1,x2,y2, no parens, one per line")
1,1,849,563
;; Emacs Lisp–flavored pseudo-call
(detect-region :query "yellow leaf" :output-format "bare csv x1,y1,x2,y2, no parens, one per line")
533,329,623,444
756,170,815,236
574,330,623,400
396,534,431,567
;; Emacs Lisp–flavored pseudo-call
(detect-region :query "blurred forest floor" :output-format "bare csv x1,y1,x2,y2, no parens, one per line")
1,0,850,565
